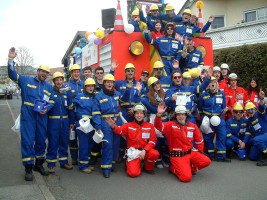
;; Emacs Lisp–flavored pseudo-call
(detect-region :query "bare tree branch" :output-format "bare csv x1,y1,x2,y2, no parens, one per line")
15,46,34,67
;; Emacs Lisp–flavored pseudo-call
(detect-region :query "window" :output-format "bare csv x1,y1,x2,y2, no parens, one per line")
244,7,267,22
211,16,225,29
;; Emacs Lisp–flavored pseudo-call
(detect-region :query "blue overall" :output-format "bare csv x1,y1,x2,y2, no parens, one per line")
158,75,172,92
175,21,211,39
139,10,161,32
92,90,123,173
46,89,74,167
8,60,54,166
199,90,227,159
73,92,95,170
63,79,84,160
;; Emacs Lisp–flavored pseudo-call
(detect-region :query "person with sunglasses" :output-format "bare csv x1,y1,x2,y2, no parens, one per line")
153,61,172,92
141,77,169,168
225,103,251,159
144,23,181,77
139,70,149,93
245,89,267,166
94,67,105,93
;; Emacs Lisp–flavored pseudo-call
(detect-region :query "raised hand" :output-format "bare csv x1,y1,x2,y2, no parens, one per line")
157,102,167,114
208,16,215,23
259,88,265,99
137,1,142,10
173,59,179,69
207,66,213,78
145,5,150,14
136,81,143,92
111,59,119,71
143,26,148,33
8,47,17,59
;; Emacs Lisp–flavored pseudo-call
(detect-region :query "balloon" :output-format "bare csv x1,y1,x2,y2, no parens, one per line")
75,47,82,54
85,32,93,39
124,24,134,34
88,34,97,42
95,29,105,39
142,30,151,39
210,116,221,126
94,38,103,45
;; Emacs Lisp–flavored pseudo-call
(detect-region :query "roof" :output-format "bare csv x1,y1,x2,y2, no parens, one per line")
50,67,64,75
61,31,86,64
178,0,195,15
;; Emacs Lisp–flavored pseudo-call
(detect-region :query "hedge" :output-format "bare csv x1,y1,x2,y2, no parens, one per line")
213,43,267,91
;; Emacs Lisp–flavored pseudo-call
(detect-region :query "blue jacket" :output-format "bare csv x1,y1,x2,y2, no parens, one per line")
158,75,172,92
48,89,75,125
175,21,211,39
158,13,182,30
139,10,161,32
226,117,251,144
8,60,54,111
199,90,226,117
63,79,84,99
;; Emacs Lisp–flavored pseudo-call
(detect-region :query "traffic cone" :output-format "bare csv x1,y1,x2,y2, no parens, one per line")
114,0,124,31
197,9,205,37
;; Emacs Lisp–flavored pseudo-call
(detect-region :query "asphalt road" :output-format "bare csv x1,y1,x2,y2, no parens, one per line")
1,98,267,200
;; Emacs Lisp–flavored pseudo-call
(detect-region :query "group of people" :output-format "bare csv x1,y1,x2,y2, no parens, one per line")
7,3,267,183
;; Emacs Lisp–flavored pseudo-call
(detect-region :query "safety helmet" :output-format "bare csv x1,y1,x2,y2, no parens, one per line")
233,103,244,111
220,63,230,70
228,73,238,80
189,68,200,79
182,72,192,79
103,74,115,82
245,102,256,111
165,22,175,29
125,63,136,70
153,61,164,69
52,72,64,80
165,4,174,11
213,66,221,72
132,9,139,16
70,64,81,71
141,70,149,76
133,104,147,115
183,9,192,15
148,77,159,87
150,4,159,11
38,65,50,73
84,78,96,86
175,105,187,114
210,76,218,82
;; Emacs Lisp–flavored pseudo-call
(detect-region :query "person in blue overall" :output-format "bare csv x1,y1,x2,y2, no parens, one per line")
7,47,54,181
199,77,231,162
128,10,147,32
141,77,169,168
153,61,172,92
46,72,75,173
144,23,181,77
225,103,251,159
245,91,267,166
73,78,97,173
177,37,204,86
139,70,149,94
63,64,84,165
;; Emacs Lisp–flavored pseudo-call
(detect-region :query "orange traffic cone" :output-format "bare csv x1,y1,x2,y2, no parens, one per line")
114,0,124,31
197,9,205,37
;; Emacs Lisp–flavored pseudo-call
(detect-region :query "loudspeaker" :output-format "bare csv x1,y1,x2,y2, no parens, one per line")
101,8,116,29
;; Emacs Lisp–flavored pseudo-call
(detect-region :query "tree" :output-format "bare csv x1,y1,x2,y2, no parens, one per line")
15,46,34,67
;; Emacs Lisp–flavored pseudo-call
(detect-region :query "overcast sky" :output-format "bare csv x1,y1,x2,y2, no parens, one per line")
0,0,186,68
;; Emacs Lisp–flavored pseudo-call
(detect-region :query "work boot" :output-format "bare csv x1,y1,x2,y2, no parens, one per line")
33,160,49,176
25,164,33,181
48,167,55,174
60,163,73,170
80,167,92,174
88,166,95,171
216,158,231,163
226,150,234,159
103,172,110,178
72,158,78,165
256,153,267,166
143,167,155,175
89,156,97,165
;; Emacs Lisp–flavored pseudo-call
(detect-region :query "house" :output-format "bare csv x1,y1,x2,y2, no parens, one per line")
178,0,267,49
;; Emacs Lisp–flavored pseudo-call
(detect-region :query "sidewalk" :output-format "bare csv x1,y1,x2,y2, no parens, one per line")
0,99,55,200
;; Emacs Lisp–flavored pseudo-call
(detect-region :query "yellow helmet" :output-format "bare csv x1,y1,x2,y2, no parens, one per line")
103,74,115,81
165,4,174,11
210,76,218,82
245,102,256,110
132,10,139,16
233,103,244,111
125,63,136,70
153,61,164,69
182,72,192,79
183,9,192,15
148,77,158,87
52,72,64,80
84,78,96,86
70,64,81,71
150,4,159,11
38,65,50,73
189,68,200,79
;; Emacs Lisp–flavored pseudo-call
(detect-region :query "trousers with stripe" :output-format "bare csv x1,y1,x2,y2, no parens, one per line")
249,134,267,161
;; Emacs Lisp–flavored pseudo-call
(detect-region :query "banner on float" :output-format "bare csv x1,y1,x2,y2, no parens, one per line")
82,42,98,69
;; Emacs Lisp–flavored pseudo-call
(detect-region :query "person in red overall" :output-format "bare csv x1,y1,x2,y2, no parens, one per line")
213,66,228,92
105,104,159,178
151,20,165,39
224,73,246,119
220,63,230,84
245,78,260,107
155,102,211,182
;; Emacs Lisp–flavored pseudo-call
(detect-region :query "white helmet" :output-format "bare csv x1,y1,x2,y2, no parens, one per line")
175,105,187,114
213,66,221,72
133,104,147,115
220,63,230,70
229,73,238,80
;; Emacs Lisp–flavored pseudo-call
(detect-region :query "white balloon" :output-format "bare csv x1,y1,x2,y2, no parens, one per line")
87,34,97,42
124,24,134,34
210,116,221,126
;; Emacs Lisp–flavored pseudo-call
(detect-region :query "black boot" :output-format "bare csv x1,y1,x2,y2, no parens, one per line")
226,150,234,159
33,159,49,176
256,153,267,166
25,164,33,181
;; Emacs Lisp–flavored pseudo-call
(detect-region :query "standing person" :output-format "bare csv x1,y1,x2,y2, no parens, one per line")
105,104,159,177
73,78,96,173
138,3,160,32
7,47,54,181
46,72,74,173
139,70,149,94
220,63,230,84
245,78,260,107
64,64,84,165
245,90,267,166
83,66,92,79
94,67,105,93
153,61,172,92
128,10,147,32
199,77,231,162
155,102,211,182
144,23,181,76
212,66,228,92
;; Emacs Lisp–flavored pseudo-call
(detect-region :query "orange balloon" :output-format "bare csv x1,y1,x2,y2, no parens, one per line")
85,32,93,39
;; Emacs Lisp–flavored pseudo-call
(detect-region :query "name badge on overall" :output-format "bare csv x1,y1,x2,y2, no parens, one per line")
187,131,193,138
186,28,192,34
43,94,49,102
142,132,150,139
192,57,199,63
172,43,178,49
64,100,68,106
216,98,223,104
